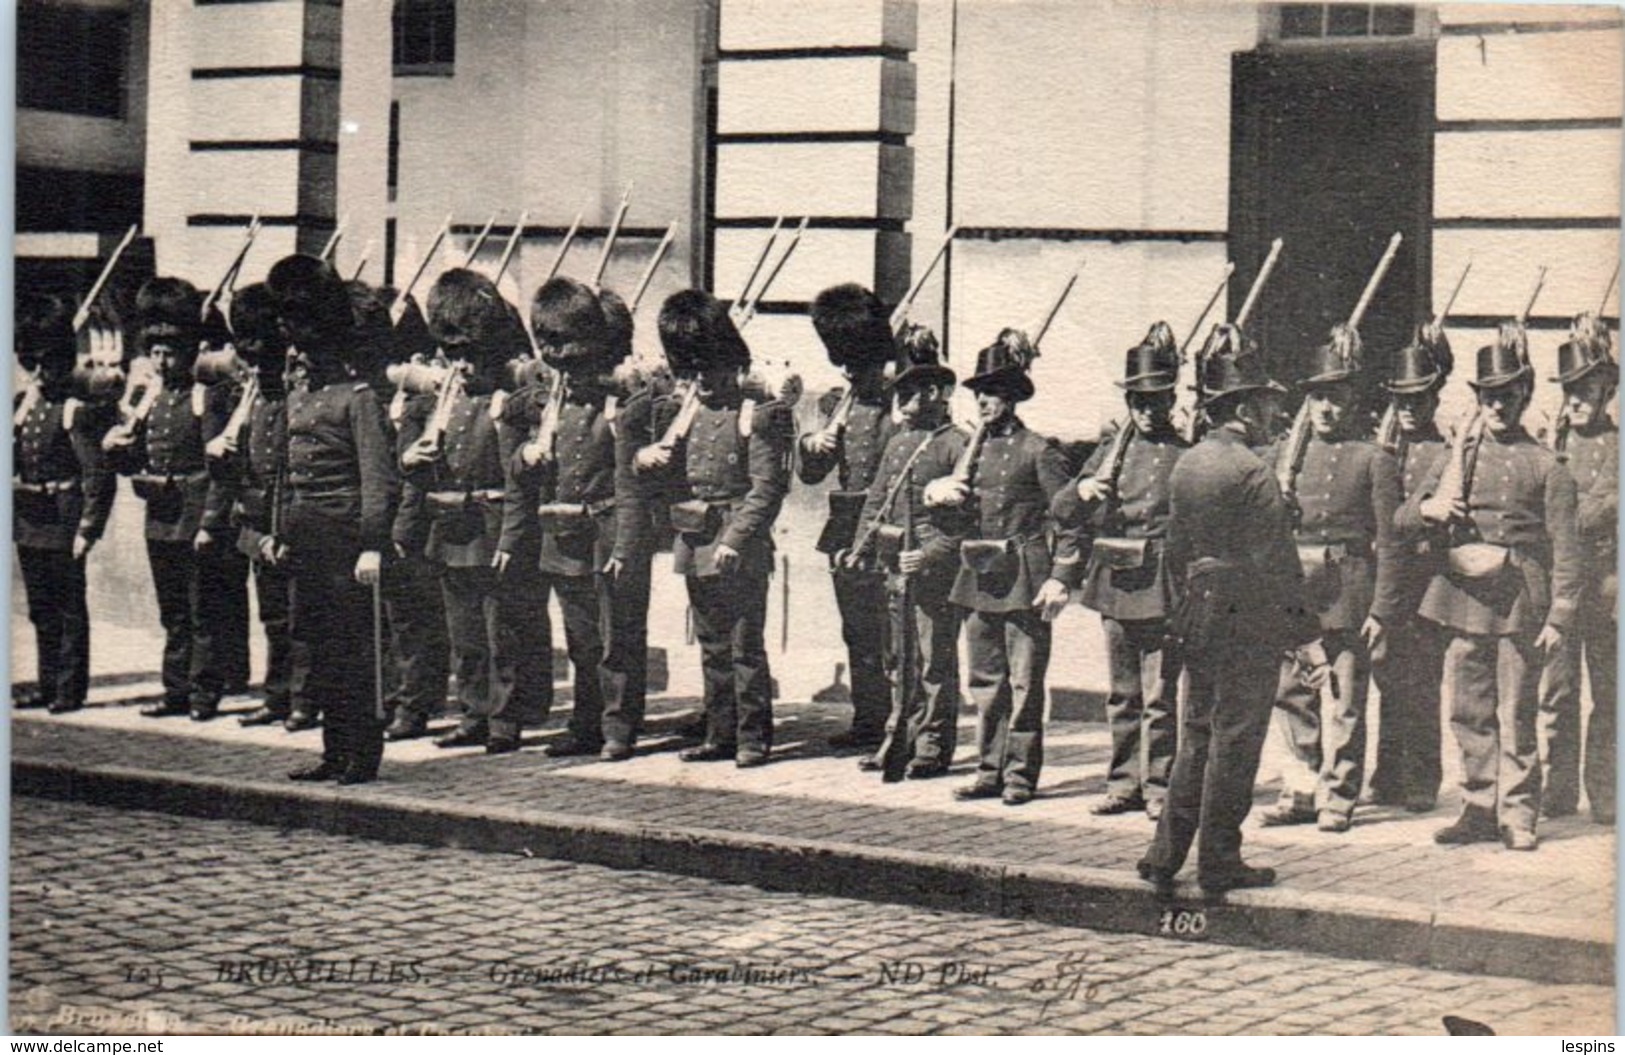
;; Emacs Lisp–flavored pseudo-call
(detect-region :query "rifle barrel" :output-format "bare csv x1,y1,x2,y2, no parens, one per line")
1432,258,1473,329
1180,260,1236,358
72,224,138,332
890,224,959,332
629,221,678,314
591,184,634,290
544,210,584,284
1519,265,1549,325
319,217,345,262
1234,237,1283,331
738,217,807,330
494,210,530,285
1600,260,1620,315
391,213,453,321
461,213,498,267
1348,231,1404,330
732,217,785,318
1032,256,1085,346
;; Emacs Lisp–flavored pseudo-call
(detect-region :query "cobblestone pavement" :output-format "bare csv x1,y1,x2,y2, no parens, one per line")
11,687,1615,933
10,799,1614,1036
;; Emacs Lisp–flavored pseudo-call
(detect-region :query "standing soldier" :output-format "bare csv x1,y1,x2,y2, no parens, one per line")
267,255,398,784
1261,325,1403,834
799,284,899,748
1138,326,1327,893
508,278,649,760
399,269,540,756
1410,322,1581,850
923,329,1075,806
1538,313,1616,826
13,294,116,714
1368,323,1454,812
636,291,793,768
1051,322,1187,821
102,278,228,720
845,323,968,778
203,284,312,729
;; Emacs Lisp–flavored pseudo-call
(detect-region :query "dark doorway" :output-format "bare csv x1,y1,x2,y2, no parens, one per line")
1229,43,1435,392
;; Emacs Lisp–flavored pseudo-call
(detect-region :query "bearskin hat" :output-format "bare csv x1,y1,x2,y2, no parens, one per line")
598,288,635,369
658,289,750,377
346,280,397,389
810,283,893,371
530,276,610,370
427,268,516,366
266,255,352,346
387,290,438,365
134,277,205,362
16,292,77,378
228,283,288,368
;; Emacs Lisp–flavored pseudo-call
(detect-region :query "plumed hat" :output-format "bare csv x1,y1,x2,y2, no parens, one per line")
1385,322,1453,394
1552,312,1617,386
964,327,1038,402
1302,323,1364,386
890,321,955,394
1469,320,1533,390
1196,323,1282,406
1118,321,1179,392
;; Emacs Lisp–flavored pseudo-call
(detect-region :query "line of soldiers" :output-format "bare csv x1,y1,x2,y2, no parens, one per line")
13,259,1616,886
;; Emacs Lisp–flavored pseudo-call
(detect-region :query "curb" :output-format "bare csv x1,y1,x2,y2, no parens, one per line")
13,759,1612,987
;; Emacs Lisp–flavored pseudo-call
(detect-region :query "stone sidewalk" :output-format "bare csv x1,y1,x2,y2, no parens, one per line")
10,672,1615,988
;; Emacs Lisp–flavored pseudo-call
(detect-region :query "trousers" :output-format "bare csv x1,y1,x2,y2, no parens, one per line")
1370,616,1445,806
290,541,385,775
1143,640,1276,876
599,555,653,747
382,553,449,721
17,545,89,706
1445,632,1542,834
253,559,310,715
687,565,773,753
965,607,1051,791
1538,595,1616,820
876,574,961,768
1101,616,1177,803
201,539,251,691
1273,628,1370,817
833,564,891,734
146,539,214,706
442,562,551,741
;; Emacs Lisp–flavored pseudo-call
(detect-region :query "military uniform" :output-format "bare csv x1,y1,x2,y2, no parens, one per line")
799,387,897,739
506,375,652,753
13,388,115,711
1270,432,1403,824
397,386,547,749
284,375,399,778
196,376,253,694
855,419,969,772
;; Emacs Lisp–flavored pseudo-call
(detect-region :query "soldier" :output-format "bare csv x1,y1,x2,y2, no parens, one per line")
1260,325,1403,834
636,291,793,767
1409,323,1581,850
202,284,313,729
1538,314,1616,826
266,255,398,784
13,293,116,714
102,278,230,720
1050,322,1188,821
1138,326,1327,893
844,323,968,779
195,311,254,699
508,278,651,760
922,329,1075,806
398,269,541,756
799,284,899,748
1367,324,1454,812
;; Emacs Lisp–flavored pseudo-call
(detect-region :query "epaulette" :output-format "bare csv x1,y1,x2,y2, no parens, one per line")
740,397,758,437
817,386,846,417
63,398,81,432
353,381,371,392
489,390,508,421
191,383,208,417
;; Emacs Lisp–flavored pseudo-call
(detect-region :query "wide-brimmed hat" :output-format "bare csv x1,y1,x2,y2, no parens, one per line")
1195,323,1282,405
963,327,1036,402
1301,323,1363,387
1467,321,1532,390
889,321,955,393
1384,322,1453,394
1551,312,1617,386
1117,321,1178,393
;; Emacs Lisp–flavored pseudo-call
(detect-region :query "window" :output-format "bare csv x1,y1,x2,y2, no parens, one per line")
1271,5,1420,41
18,3,130,118
393,0,455,76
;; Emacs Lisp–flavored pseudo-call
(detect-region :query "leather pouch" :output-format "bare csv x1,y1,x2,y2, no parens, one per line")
1094,537,1148,571
874,524,907,568
816,491,868,554
960,537,1016,578
1447,542,1511,580
536,502,593,537
670,498,722,538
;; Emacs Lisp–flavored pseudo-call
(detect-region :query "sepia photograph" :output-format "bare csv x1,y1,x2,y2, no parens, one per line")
7,0,1621,1037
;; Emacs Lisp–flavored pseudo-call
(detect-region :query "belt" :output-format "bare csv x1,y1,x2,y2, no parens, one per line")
427,488,506,504
132,471,204,487
13,478,78,494
543,496,616,517
1293,536,1372,559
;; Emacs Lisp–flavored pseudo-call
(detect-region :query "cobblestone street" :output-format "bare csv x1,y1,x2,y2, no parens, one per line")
10,799,1614,1036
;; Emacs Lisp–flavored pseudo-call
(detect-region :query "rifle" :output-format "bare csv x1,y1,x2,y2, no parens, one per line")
1435,405,1487,541
72,225,138,333
629,221,678,314
319,218,345,263
878,463,917,784
545,210,584,285
1091,418,1137,532
1599,260,1620,316
201,215,262,324
1380,259,1473,459
419,359,470,453
652,378,703,452
524,370,568,465
591,184,634,291
494,210,529,286
350,239,373,282
390,213,453,324
890,225,958,333
1179,261,1236,360
1520,265,1548,325
1031,256,1086,347
735,218,808,331
1234,238,1284,331
461,213,498,267
729,217,784,323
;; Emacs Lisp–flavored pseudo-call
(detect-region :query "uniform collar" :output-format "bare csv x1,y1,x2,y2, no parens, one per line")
986,414,1023,439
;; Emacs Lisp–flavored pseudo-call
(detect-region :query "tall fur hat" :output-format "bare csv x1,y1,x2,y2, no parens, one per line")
427,268,528,371
598,288,635,369
530,276,611,370
810,283,893,371
658,289,750,377
135,277,205,361
266,255,352,345
16,292,77,376
228,283,288,368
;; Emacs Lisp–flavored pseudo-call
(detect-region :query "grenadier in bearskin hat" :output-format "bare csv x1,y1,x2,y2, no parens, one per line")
801,283,902,748
1368,321,1454,813
265,254,399,785
1537,312,1617,826
634,289,794,767
843,322,970,779
504,276,653,760
1408,321,1582,850
198,283,314,731
12,293,116,714
1259,324,1404,834
919,327,1079,806
395,267,548,755
102,276,239,721
1050,321,1189,821
1139,324,1326,894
